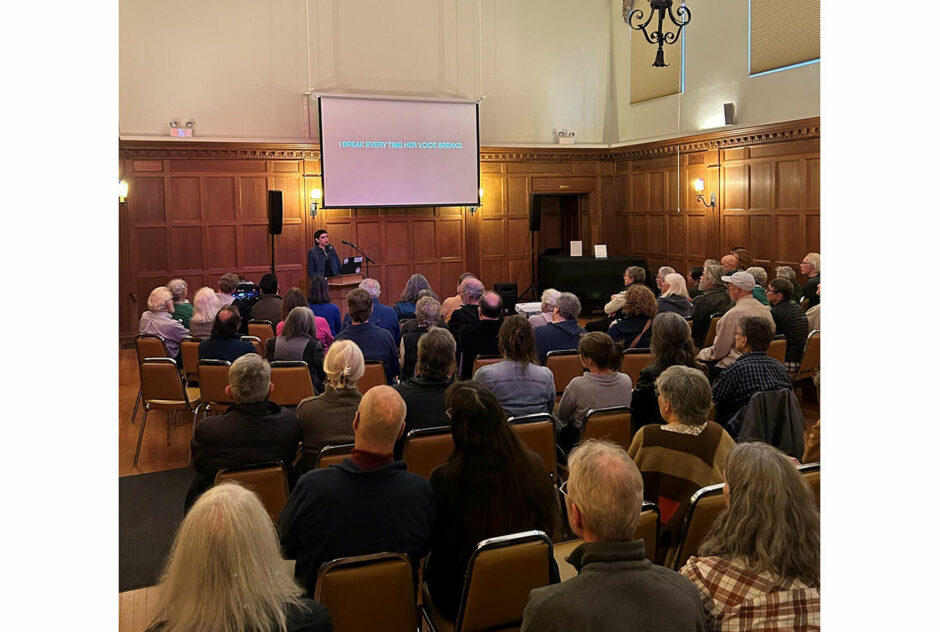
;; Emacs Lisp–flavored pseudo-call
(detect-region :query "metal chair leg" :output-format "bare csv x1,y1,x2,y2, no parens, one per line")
130,388,141,424
134,407,150,466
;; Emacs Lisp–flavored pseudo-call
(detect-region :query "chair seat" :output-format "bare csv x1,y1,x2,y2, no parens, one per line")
553,539,582,582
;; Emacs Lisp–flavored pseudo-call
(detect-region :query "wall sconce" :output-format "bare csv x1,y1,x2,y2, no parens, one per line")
309,188,322,218
693,178,715,209
119,179,129,203
468,187,483,215
169,118,194,137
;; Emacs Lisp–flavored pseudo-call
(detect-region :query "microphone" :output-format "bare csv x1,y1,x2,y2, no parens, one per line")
342,239,358,248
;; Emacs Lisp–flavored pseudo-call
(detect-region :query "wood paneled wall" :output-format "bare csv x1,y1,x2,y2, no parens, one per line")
118,118,819,342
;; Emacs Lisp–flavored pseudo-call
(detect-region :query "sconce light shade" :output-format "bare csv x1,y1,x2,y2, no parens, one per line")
119,179,129,203
692,178,705,193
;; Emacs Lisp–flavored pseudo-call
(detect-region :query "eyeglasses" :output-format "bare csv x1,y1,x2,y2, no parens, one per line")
559,480,569,499
445,408,453,418
733,331,744,338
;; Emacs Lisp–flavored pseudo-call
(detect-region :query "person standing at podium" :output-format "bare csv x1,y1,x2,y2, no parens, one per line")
307,229,342,279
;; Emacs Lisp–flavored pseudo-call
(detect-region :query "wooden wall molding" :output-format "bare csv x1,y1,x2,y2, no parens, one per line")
120,141,321,161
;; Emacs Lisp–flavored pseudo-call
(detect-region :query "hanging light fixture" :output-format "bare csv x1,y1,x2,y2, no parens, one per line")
625,0,692,67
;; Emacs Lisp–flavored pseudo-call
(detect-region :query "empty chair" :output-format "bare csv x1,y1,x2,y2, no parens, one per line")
315,443,355,469
134,357,202,466
545,349,584,396
767,334,787,364
669,482,725,570
794,330,820,381
508,413,557,480
402,426,454,480
421,530,553,632
799,461,820,509
180,336,203,386
314,552,417,632
620,348,652,385
241,335,264,356
247,320,276,354
131,334,170,424
269,360,315,407
635,502,660,563
356,361,386,395
214,461,289,522
197,359,234,415
581,406,632,452
471,354,501,374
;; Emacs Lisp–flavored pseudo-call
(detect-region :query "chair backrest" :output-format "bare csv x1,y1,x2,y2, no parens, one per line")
795,330,820,381
672,483,726,570
139,357,188,406
454,530,553,632
197,359,233,413
636,502,660,563
545,350,584,395
315,553,416,632
241,335,264,356
472,354,501,374
136,334,168,365
180,336,203,383
269,360,315,406
703,314,721,347
214,462,289,522
402,426,454,480
508,414,557,479
357,362,386,394
620,348,652,385
767,334,787,364
582,406,632,452
247,320,276,354
316,443,355,469
799,462,820,509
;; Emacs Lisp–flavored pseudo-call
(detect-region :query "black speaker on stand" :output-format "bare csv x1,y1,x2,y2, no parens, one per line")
267,190,283,274
493,283,518,316
520,194,543,301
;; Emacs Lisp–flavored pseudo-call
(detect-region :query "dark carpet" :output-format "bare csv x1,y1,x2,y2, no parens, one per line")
119,467,195,592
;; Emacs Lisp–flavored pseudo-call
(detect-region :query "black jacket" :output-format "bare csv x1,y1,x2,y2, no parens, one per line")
657,294,692,318
771,300,809,363
690,286,733,347
392,375,454,459
535,319,587,365
458,319,502,379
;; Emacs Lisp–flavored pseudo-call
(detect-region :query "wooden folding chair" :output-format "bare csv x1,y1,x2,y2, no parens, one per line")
703,314,722,347
197,359,233,415
402,426,454,480
247,320,276,355
421,530,553,632
316,443,355,468
545,349,584,396
799,461,820,510
669,482,726,570
581,406,632,452
315,552,417,632
508,413,558,481
134,357,202,466
269,360,315,406
620,348,652,385
215,461,289,522
472,354,501,375
767,334,787,364
131,334,169,424
180,336,203,386
357,361,386,394
794,330,820,381
241,335,264,356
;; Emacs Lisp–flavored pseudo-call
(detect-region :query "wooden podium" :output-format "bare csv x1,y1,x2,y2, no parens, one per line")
328,274,363,321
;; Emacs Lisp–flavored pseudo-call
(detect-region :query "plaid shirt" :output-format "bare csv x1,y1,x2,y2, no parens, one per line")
681,556,820,631
712,351,791,425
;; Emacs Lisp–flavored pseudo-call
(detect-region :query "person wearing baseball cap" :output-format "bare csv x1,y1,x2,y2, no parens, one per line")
696,271,775,380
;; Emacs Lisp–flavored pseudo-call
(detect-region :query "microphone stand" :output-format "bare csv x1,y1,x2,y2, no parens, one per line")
343,241,376,278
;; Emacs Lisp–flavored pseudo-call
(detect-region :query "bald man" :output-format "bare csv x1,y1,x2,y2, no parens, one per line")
720,254,739,274
278,386,434,594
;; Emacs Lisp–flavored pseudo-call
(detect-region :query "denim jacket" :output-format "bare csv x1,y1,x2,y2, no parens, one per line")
472,360,555,418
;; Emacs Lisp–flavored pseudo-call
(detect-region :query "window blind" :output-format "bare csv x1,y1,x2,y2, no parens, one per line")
750,0,820,75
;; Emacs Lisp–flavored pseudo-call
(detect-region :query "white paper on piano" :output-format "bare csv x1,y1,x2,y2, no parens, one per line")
570,240,583,257
594,244,608,259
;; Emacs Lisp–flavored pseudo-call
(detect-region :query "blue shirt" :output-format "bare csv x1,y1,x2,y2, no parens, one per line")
473,360,555,418
310,301,342,336
334,322,400,384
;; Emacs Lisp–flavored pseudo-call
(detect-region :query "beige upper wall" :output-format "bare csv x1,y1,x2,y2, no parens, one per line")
119,0,818,145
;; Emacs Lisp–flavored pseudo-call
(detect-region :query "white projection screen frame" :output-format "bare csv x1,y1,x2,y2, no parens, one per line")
317,95,480,209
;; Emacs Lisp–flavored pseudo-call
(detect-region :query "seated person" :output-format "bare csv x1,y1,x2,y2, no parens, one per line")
766,278,809,376
334,288,400,384
535,292,586,365
746,266,771,306
690,265,733,348
687,266,704,299
340,278,401,344
425,380,559,622
607,284,657,348
680,442,820,630
473,315,555,418
657,273,692,318
441,272,477,322
265,306,326,395
168,278,193,328
249,273,283,324
799,252,820,309
401,289,445,336
448,276,485,342
277,287,333,351
393,327,456,459
139,286,189,361
394,273,432,320
215,272,240,306
711,316,791,428
654,266,676,296
628,365,735,557
528,288,560,329
774,264,802,298
148,483,331,632
185,354,302,510
400,296,442,380
556,332,632,454
307,274,342,336
696,272,774,374
522,440,705,632
457,290,503,379
294,340,364,477
198,306,255,363
188,286,222,338
278,386,435,595
585,265,645,333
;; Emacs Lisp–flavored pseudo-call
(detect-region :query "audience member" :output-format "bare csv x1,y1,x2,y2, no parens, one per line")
216,272,240,306
148,483,331,632
731,247,754,270
528,288,561,329
586,265,646,332
680,442,820,630
307,274,342,336
535,292,586,364
294,340,364,476
631,313,708,432
198,306,255,363
441,272,478,321
521,440,705,632
393,327,456,458
657,272,692,317
277,287,333,350
167,278,193,328
687,266,704,298
401,288,445,335
690,265,733,348
767,278,809,375
278,386,434,594
457,290,504,379
628,365,735,555
307,228,342,279
696,271,774,375
473,315,555,417
655,266,676,295
266,306,326,394
139,286,189,360
186,354,302,509
774,264,802,297
249,273,283,324
188,286,222,337
719,255,738,273
394,273,432,320
805,282,820,332
556,332,632,454
447,276,485,338
400,296,442,380
799,252,820,308
334,288,399,384
746,266,770,306
607,284,657,348
341,278,402,344
703,258,719,268
425,380,559,622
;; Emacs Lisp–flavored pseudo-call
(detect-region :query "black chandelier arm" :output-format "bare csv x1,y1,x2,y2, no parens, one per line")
629,10,661,45
667,4,691,28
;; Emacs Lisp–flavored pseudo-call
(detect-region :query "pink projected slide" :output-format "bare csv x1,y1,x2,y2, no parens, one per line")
318,96,480,208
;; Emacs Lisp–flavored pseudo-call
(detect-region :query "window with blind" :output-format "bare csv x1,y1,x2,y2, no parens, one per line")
750,0,820,76
630,29,683,104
